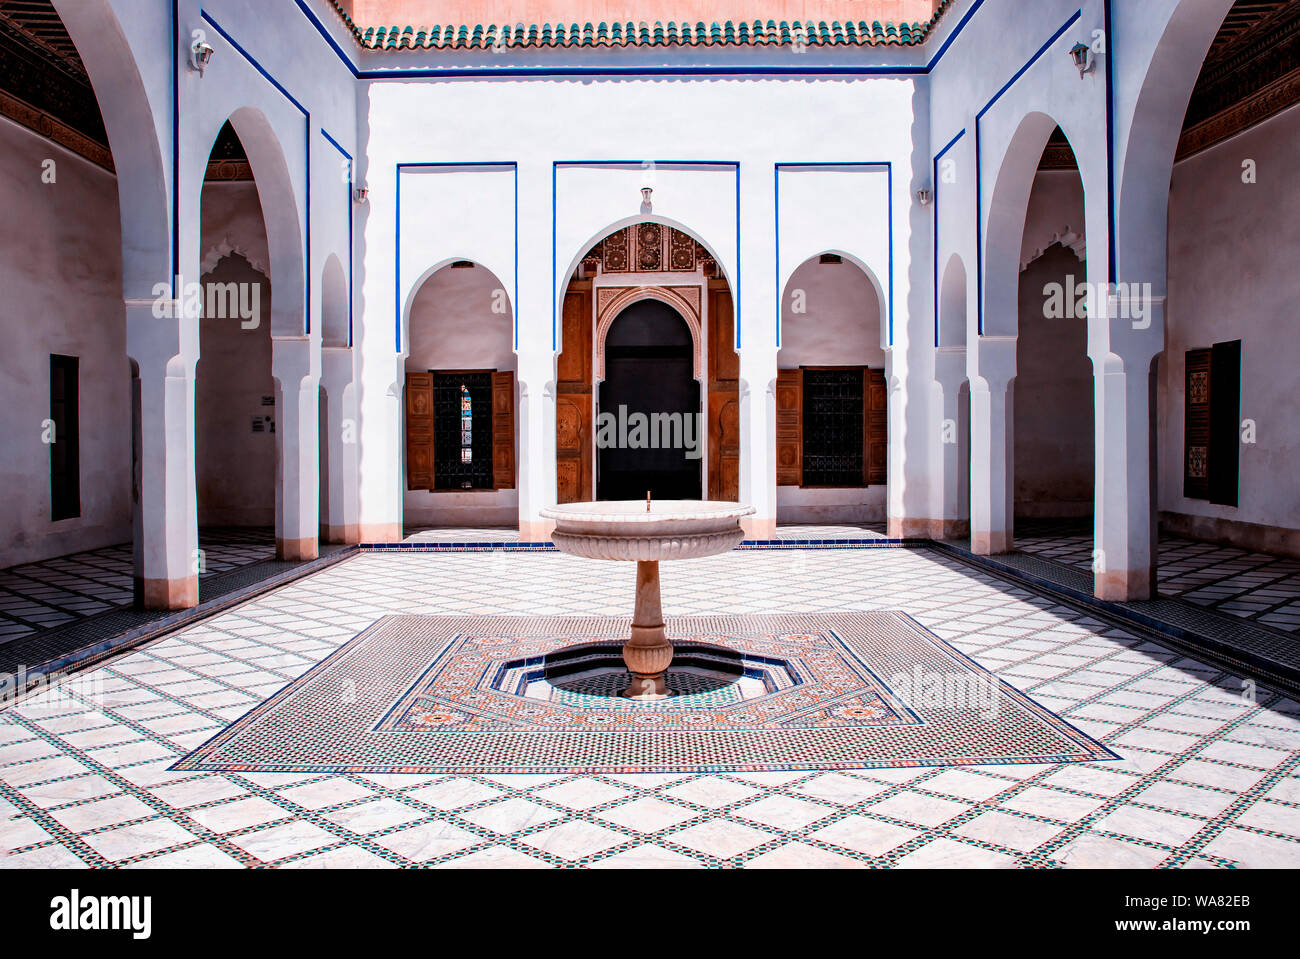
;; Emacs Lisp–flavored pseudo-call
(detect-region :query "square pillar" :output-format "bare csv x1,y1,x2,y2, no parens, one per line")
127,299,199,609
969,336,1016,554
272,337,320,561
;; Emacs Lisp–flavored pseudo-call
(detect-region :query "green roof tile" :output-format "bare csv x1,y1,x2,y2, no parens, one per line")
321,2,961,53
324,1,959,52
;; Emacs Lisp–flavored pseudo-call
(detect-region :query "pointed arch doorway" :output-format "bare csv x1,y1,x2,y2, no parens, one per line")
597,300,702,501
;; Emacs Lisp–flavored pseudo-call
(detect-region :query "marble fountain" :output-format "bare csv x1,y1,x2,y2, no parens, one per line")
540,499,755,700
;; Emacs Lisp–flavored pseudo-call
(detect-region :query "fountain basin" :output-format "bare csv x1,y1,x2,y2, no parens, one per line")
541,500,754,561
539,500,755,700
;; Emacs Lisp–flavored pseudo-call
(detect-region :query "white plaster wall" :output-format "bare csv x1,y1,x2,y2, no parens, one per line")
404,264,519,526
777,257,888,522
1160,104,1300,544
357,71,925,536
0,119,131,566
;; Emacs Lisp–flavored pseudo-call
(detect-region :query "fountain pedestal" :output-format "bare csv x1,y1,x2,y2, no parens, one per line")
625,560,671,699
540,500,755,701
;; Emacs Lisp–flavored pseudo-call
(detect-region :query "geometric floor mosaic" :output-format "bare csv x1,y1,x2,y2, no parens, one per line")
3,546,1297,868
172,613,1116,775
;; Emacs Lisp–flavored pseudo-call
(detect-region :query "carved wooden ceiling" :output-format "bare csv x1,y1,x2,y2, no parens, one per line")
0,0,249,176
1041,0,1300,169
580,224,717,279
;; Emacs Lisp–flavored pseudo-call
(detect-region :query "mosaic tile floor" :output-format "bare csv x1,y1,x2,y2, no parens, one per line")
0,529,276,644
171,612,1112,774
1,544,1297,868
1015,520,1300,634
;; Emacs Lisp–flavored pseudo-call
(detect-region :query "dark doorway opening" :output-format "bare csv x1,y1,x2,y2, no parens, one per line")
597,300,702,501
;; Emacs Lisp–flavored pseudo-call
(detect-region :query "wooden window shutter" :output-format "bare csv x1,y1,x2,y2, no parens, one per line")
1208,340,1241,507
492,370,516,489
864,368,887,486
405,371,434,491
1183,348,1211,500
776,369,802,486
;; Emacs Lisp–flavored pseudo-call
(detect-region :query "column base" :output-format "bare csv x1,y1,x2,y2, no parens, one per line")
324,524,361,545
140,575,198,611
888,516,933,539
971,530,1012,555
519,519,555,543
357,522,402,543
276,537,319,562
741,517,776,540
930,519,970,540
1095,568,1153,602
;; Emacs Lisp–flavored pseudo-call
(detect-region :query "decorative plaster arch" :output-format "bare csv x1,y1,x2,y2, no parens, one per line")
1116,0,1237,289
982,111,1092,338
594,285,702,382
208,106,306,338
200,237,271,278
559,214,732,354
1020,227,1086,272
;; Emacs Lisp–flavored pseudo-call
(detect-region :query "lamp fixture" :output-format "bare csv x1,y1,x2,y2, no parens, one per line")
1070,41,1095,77
353,186,369,204
641,186,653,204
190,38,215,75
916,188,933,207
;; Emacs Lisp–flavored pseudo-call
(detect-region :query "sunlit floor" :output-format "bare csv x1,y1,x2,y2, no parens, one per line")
1,543,1298,868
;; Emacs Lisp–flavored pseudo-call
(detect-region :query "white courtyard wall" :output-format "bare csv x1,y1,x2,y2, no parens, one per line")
0,118,131,566
1160,103,1300,554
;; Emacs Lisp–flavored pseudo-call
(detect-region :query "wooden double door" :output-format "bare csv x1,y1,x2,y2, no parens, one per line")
556,280,739,503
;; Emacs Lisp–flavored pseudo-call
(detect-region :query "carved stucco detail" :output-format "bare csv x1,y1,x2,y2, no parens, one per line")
594,285,704,382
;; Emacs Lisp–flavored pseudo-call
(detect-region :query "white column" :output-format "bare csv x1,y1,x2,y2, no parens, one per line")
737,163,777,538
969,336,1016,554
127,298,200,609
1090,297,1165,600
272,337,320,560
932,346,969,539
516,350,556,541
320,346,359,543
513,160,559,540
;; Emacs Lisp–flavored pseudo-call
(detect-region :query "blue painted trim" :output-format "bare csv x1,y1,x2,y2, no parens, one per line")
774,162,894,348
201,10,313,334
550,161,741,354
1104,0,1117,285
294,0,359,74
201,12,309,113
924,0,988,71
931,128,966,347
394,162,519,354
975,9,1082,336
551,162,557,352
320,128,354,346
774,165,780,349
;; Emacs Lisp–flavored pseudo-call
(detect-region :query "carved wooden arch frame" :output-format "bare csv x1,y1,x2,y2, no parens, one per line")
594,285,703,382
